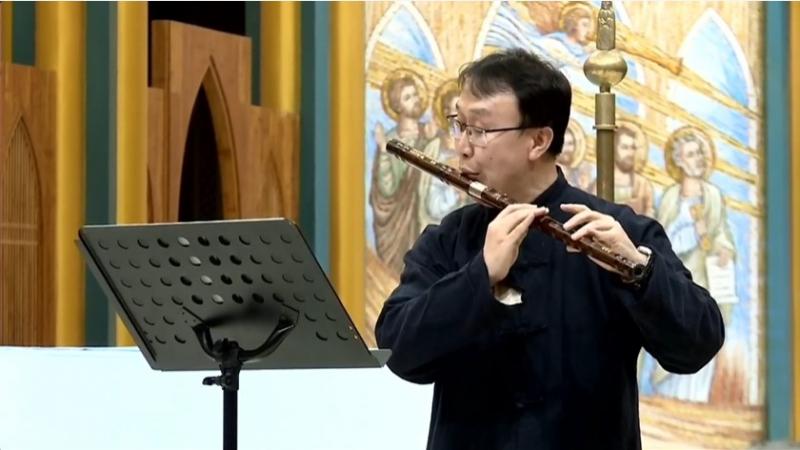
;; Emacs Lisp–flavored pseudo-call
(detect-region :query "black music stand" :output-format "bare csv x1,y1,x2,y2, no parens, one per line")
77,218,390,450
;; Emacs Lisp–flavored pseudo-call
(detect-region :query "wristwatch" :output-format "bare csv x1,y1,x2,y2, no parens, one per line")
624,245,654,288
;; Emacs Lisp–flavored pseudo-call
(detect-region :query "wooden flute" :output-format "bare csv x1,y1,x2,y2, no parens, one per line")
385,138,646,281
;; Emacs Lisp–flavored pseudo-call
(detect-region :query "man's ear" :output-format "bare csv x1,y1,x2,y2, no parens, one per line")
528,127,554,161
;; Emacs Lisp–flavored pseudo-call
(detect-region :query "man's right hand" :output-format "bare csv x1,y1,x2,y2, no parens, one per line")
483,204,549,286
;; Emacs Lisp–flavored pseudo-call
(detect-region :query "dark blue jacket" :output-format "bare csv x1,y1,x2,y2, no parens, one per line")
375,171,725,450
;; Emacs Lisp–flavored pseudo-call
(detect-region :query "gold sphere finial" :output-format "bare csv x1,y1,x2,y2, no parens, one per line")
583,1,627,90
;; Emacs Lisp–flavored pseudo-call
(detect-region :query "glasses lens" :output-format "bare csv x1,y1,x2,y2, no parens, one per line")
470,128,488,147
448,117,462,139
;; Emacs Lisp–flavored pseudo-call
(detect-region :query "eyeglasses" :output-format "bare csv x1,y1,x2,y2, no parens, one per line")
446,114,535,147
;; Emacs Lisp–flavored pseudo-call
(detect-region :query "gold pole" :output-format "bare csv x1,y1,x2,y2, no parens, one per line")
331,2,366,336
583,1,627,201
37,2,87,346
116,1,148,346
261,2,300,114
790,1,800,440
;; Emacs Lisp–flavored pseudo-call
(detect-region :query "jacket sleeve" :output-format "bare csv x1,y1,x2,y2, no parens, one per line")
374,225,523,384
616,212,725,374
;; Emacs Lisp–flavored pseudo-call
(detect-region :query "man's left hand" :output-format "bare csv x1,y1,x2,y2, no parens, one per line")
561,204,648,275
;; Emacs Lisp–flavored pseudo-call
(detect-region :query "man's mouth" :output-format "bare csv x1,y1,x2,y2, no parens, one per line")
461,170,480,182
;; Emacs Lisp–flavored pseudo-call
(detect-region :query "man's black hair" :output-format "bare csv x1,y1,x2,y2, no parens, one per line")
458,48,572,156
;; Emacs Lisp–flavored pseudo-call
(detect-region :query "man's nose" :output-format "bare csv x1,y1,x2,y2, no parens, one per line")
455,132,472,157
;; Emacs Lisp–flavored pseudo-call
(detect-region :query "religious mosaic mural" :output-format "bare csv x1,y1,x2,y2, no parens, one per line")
363,2,764,447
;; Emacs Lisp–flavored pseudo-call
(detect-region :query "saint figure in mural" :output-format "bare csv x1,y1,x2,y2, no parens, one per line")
370,69,435,273
590,120,654,216
557,119,594,192
489,1,596,70
541,1,595,62
651,125,737,402
419,79,467,229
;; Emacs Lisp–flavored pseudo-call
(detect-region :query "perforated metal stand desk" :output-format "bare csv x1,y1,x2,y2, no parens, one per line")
78,218,390,450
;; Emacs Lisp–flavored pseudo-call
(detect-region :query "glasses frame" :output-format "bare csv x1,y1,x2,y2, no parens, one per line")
446,114,537,147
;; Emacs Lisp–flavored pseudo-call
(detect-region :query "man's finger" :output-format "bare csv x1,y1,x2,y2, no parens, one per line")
561,203,590,214
507,207,545,235
509,208,540,243
571,220,602,241
497,203,536,220
563,210,601,231
497,208,537,234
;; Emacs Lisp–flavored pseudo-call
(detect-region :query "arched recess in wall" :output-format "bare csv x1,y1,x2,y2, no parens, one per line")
0,118,52,345
178,58,241,221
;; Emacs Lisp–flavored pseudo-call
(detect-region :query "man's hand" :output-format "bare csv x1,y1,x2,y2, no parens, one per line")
483,204,549,286
561,204,648,274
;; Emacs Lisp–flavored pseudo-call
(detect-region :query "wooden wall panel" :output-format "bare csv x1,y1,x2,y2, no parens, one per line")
148,21,299,224
0,63,56,345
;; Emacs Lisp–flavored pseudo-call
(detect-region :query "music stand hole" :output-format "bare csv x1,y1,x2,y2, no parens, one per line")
180,276,192,286
273,293,284,303
169,257,181,267
241,274,253,284
250,255,263,264
210,256,221,266
157,238,170,248
191,295,203,305
232,294,244,304
175,335,186,344
239,236,251,245
315,331,328,341
252,293,264,303
219,236,231,246
198,236,210,246
221,275,232,285
231,255,242,265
